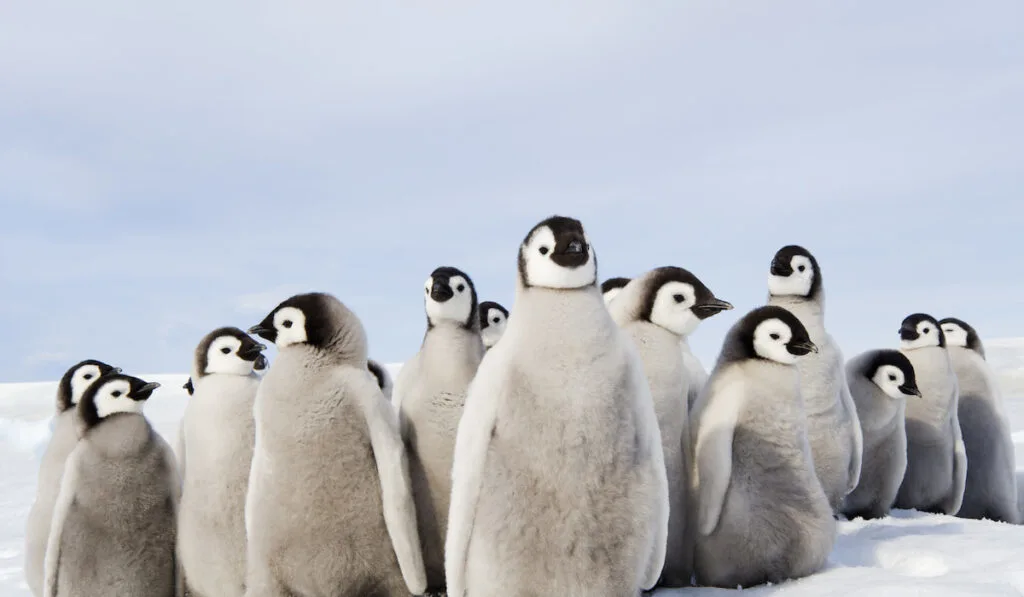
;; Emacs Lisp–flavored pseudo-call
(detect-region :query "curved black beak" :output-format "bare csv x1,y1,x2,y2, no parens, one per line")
182,378,194,395
253,354,268,371
692,298,734,320
770,259,793,276
130,381,161,400
899,325,919,341
248,321,277,343
238,342,267,361
550,234,589,268
111,366,123,374
430,280,454,302
900,383,922,397
787,340,818,356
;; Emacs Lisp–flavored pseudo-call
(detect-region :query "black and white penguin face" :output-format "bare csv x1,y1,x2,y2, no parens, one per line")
870,361,922,399
767,245,820,299
518,216,596,290
601,277,631,305
197,327,266,377
250,294,325,348
938,317,984,356
423,266,478,328
899,313,945,350
478,301,509,348
642,267,733,337
58,359,120,412
735,306,817,365
79,373,160,429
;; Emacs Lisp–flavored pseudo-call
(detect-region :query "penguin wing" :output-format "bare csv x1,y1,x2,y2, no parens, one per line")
444,355,501,597
354,371,427,595
173,418,186,495
693,372,744,537
43,442,84,597
837,359,864,493
947,381,968,516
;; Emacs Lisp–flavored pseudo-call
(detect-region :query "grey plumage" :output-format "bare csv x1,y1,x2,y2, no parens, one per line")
691,305,835,589
244,292,426,597
894,313,967,515
43,373,180,597
394,266,485,592
445,216,669,597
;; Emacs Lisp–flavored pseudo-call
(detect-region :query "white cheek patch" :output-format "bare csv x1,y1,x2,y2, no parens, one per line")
426,287,474,325
274,307,308,348
902,323,940,350
649,282,699,337
767,272,812,297
941,325,968,348
752,319,796,364
871,366,905,399
95,381,146,419
69,365,102,405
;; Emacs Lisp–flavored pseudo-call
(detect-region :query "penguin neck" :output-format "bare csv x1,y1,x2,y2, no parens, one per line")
421,322,485,373
512,284,611,338
768,292,826,340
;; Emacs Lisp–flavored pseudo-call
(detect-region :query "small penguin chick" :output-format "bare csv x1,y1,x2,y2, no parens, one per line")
864,350,922,399
939,317,986,359
56,360,121,413
77,373,161,431
423,266,479,330
613,267,733,335
519,215,596,289
478,301,509,349
728,305,818,364
601,276,631,305
194,327,267,378
767,245,822,300
899,313,946,351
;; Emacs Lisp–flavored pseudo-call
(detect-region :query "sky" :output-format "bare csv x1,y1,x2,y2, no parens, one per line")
1,1,1022,382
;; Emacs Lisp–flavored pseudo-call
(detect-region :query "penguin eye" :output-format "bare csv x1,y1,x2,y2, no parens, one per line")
797,265,806,272
282,320,293,329
457,284,465,292
888,374,897,381
492,317,500,324
83,374,93,380
770,333,780,340
673,294,685,303
220,347,231,354
111,390,123,398
539,246,550,255
922,328,930,334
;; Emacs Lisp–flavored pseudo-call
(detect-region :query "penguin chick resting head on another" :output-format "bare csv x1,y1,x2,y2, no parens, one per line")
938,317,986,358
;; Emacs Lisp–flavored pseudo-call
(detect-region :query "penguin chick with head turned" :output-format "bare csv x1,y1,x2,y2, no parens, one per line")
478,301,509,350
690,305,835,588
177,327,267,597
601,276,631,306
244,292,426,597
445,216,669,597
608,266,732,587
894,313,966,515
766,244,863,514
368,358,394,400
841,350,921,520
43,372,180,597
394,266,485,593
25,359,119,597
939,317,1018,523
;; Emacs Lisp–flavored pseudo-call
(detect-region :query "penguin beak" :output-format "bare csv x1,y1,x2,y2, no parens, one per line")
248,324,271,336
770,259,793,276
900,383,922,397
111,367,123,374
692,298,734,320
239,342,267,360
899,325,919,341
131,382,161,400
787,340,818,356
430,280,454,302
550,234,589,268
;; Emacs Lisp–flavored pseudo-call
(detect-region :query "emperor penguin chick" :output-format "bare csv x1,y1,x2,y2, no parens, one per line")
940,317,1018,523
691,306,835,588
43,373,180,597
177,327,267,597
394,265,484,593
608,266,732,587
478,300,509,350
25,359,119,597
894,313,966,515
245,292,426,597
368,358,394,400
841,350,921,520
601,276,631,306
445,216,669,597
766,244,863,513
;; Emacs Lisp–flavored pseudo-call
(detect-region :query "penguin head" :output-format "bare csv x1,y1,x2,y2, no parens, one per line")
78,372,160,430
732,306,817,365
899,313,945,350
249,292,368,361
638,267,733,337
938,317,985,358
601,277,631,305
767,245,821,300
367,359,389,391
518,216,597,290
194,327,267,378
57,359,120,413
478,301,509,348
865,350,922,399
423,266,479,330
183,378,194,395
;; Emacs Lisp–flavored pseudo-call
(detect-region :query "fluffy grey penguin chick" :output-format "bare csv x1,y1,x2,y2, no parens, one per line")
601,276,631,306
43,372,181,597
445,216,669,597
940,317,1018,523
608,266,732,588
478,300,509,350
244,292,426,597
394,265,485,593
24,359,119,597
368,358,394,400
841,350,921,520
894,313,966,515
690,305,835,588
177,327,267,597
766,244,863,513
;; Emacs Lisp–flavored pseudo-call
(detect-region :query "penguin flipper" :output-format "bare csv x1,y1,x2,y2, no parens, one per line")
947,393,968,516
838,362,864,492
694,373,744,537
43,444,83,597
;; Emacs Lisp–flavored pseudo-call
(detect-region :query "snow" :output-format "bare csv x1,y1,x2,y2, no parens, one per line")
2,350,1024,596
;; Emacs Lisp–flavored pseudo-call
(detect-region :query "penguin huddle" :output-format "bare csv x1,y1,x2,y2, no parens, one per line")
22,214,1018,596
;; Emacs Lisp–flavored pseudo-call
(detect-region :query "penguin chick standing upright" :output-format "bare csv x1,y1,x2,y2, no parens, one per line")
841,349,921,520
478,301,509,350
894,313,966,515
25,359,119,597
601,276,631,306
244,292,426,597
608,266,732,587
177,327,266,597
43,373,180,597
394,266,485,593
939,317,1018,523
690,305,835,588
445,216,669,597
766,245,863,513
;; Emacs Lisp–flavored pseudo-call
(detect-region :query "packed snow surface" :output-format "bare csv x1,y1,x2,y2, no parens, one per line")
2,341,1024,595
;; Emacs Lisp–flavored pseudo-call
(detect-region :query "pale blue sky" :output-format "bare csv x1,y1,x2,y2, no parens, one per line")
1,1,1022,382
